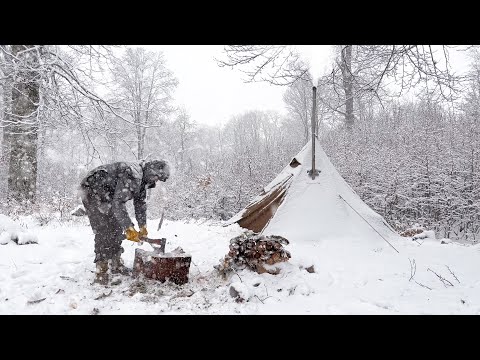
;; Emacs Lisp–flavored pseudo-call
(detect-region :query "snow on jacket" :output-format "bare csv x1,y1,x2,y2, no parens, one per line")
80,162,147,230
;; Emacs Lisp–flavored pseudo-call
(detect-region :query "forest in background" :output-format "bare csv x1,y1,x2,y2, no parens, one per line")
0,45,478,242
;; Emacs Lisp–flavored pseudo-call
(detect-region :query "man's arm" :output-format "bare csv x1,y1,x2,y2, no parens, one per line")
133,186,147,228
112,179,135,231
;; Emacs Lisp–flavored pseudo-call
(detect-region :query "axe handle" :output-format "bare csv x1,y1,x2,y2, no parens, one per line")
157,210,165,231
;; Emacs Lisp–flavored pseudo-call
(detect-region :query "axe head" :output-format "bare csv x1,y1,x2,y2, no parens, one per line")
141,237,166,254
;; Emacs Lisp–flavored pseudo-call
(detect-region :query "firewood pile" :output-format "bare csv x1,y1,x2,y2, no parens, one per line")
215,230,291,276
400,228,424,237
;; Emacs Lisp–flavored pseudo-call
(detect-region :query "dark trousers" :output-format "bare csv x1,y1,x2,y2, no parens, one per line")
81,189,124,263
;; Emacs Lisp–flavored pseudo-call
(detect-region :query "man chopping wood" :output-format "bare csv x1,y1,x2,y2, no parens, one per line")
79,160,170,285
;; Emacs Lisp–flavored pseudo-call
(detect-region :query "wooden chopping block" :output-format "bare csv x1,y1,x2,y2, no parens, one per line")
132,248,192,285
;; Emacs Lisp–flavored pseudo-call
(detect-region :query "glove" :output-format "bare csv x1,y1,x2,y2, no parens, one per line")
125,226,140,242
139,225,148,238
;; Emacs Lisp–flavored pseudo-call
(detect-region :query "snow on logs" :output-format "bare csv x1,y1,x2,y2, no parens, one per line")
216,230,291,276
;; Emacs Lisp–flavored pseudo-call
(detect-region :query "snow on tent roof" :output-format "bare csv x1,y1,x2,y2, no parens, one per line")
226,138,399,244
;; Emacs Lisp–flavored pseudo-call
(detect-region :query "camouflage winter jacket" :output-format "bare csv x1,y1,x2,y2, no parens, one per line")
80,162,147,230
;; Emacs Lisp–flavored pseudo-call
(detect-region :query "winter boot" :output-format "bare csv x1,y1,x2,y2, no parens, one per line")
111,254,131,276
93,260,110,285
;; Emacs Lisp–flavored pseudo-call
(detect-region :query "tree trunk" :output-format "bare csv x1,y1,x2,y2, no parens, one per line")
303,85,309,142
341,45,354,130
136,109,142,160
1,46,12,201
1,85,12,199
7,45,40,204
137,125,144,160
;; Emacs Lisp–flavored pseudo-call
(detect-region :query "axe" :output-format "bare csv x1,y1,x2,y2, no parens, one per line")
140,237,166,254
139,209,166,254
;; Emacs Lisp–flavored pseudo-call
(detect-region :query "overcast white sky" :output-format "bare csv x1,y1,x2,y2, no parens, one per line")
144,45,333,127
143,45,471,127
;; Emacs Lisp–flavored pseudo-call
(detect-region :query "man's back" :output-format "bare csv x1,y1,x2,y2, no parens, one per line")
80,162,144,203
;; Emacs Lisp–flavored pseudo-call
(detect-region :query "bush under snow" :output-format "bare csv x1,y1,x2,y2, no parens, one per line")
0,215,38,245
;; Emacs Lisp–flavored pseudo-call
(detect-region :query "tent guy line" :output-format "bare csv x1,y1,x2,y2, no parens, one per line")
338,194,400,254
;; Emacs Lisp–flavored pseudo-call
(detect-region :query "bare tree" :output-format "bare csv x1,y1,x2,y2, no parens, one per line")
173,107,196,172
217,45,310,86
110,47,178,160
218,45,468,130
340,45,354,130
2,45,41,203
322,45,468,127
283,77,313,142
0,45,121,204
0,46,12,196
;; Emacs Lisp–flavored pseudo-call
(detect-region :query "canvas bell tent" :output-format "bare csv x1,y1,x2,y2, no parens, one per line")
227,85,400,248
226,138,399,245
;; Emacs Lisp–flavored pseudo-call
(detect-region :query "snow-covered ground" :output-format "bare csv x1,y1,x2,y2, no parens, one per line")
1,215,480,315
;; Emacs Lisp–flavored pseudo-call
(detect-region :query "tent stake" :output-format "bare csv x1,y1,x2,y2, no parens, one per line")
339,195,400,253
